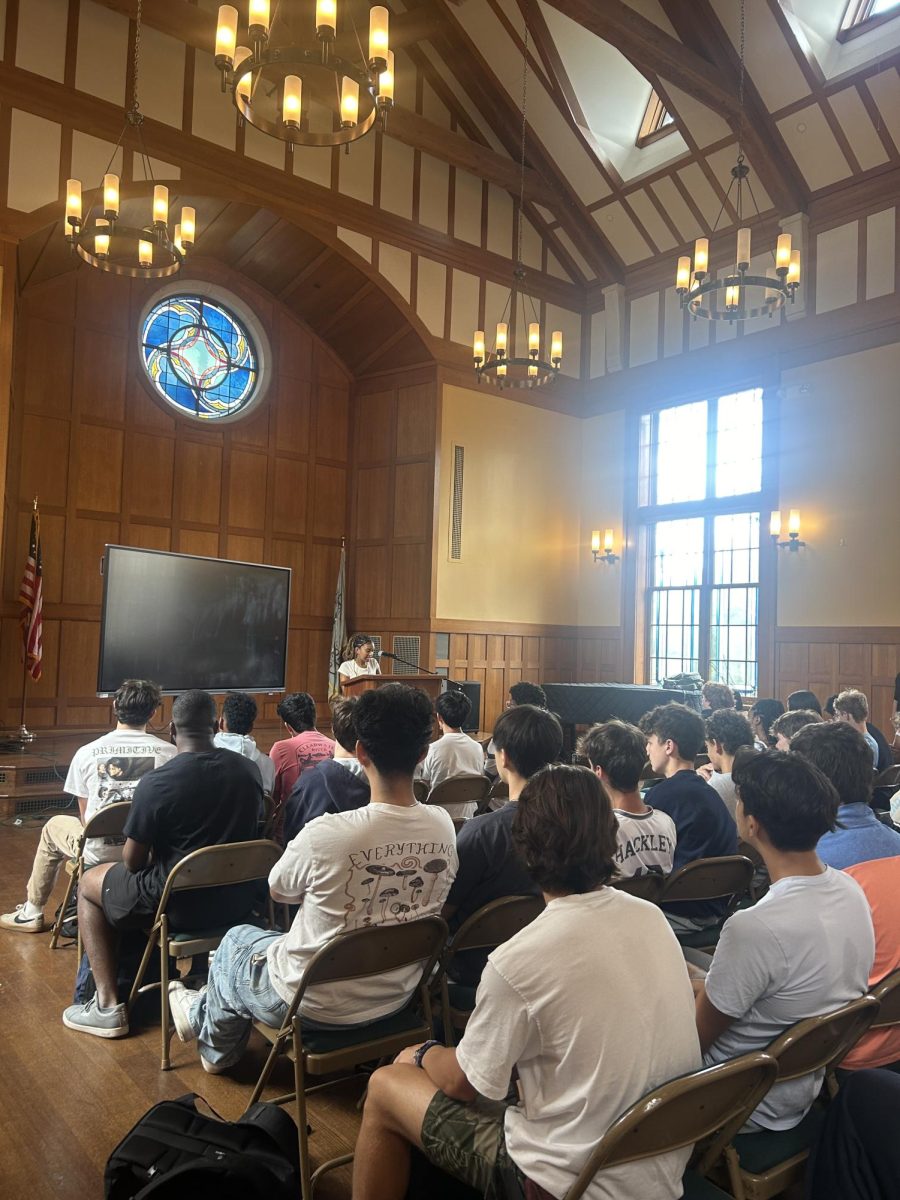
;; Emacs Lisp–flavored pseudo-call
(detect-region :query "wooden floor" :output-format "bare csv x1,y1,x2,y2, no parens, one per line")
0,821,358,1200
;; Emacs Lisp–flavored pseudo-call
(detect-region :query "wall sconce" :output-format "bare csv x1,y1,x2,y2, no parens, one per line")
591,528,620,565
770,509,806,552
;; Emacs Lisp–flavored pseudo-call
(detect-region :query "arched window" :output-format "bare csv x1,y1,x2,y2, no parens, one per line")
140,292,261,421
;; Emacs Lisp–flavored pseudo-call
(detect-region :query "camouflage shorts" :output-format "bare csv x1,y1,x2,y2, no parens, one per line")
420,1092,525,1200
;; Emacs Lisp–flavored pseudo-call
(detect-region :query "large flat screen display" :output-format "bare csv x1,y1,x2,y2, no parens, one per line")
97,546,291,695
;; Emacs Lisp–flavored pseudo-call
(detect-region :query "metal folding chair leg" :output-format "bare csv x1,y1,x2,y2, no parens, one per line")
159,914,172,1070
49,860,79,951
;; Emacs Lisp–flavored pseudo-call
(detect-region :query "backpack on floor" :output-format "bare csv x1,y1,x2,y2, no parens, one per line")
104,1093,300,1200
53,886,79,941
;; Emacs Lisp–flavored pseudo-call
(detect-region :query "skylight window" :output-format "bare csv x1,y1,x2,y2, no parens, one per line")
636,90,675,149
839,0,900,41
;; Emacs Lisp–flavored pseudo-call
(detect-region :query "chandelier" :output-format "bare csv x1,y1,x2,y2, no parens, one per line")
64,0,192,277
673,0,800,324
214,2,395,148
473,27,561,389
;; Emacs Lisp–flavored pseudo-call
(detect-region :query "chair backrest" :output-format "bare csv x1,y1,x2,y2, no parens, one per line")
562,1052,778,1200
449,894,544,956
874,764,900,791
489,779,509,801
660,855,754,905
610,873,665,903
81,801,132,841
412,779,430,803
737,839,765,870
765,994,881,1079
156,839,283,914
869,967,900,1030
427,774,490,808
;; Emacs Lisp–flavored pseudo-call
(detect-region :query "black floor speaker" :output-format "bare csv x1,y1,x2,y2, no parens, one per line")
452,680,482,733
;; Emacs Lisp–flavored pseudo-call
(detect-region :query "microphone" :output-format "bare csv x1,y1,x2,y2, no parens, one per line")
375,650,393,660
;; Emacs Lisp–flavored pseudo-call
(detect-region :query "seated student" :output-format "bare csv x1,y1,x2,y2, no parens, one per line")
486,682,553,779
338,633,382,681
443,705,563,963
821,693,888,769
168,684,457,1074
701,681,735,717
638,704,737,931
689,751,874,1132
698,709,756,818
840,856,900,1072
790,721,900,869
61,690,262,1038
352,765,702,1200
771,707,822,751
269,692,335,832
282,697,369,842
1,679,176,934
416,690,485,820
748,698,785,749
579,720,676,878
214,690,276,806
834,689,880,767
787,689,823,715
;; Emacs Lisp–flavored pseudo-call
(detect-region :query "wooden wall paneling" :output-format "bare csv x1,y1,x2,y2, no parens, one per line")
62,516,120,605
354,391,394,463
838,642,873,688
272,456,309,534
275,376,312,454
306,541,342,617
351,543,390,621
270,538,305,614
176,439,223,526
225,534,265,562
315,384,350,462
312,463,347,540
73,423,124,514
126,431,175,520
177,529,220,557
73,326,127,423
21,315,74,417
390,542,430,618
355,466,390,541
57,620,102,706
124,523,172,551
396,381,436,457
19,413,70,510
392,461,431,539
226,448,268,531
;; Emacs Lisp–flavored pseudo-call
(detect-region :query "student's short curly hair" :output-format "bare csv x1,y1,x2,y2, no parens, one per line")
705,709,755,756
276,692,317,732
513,765,618,894
732,750,839,851
702,682,735,712
509,681,547,708
639,703,706,761
221,691,257,735
113,679,162,726
577,721,646,792
834,689,869,723
329,698,359,755
354,683,434,777
771,709,822,743
436,689,471,730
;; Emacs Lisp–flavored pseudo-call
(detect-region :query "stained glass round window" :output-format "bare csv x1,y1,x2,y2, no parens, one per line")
140,293,261,421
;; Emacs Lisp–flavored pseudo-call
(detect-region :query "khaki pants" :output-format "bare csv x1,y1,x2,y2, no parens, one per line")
25,814,82,910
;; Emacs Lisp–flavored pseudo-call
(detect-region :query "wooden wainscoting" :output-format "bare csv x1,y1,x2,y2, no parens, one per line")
432,624,625,731
775,628,900,733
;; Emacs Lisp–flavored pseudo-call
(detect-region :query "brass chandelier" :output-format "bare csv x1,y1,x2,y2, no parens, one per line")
473,26,561,389
214,2,395,148
673,0,800,323
64,0,194,278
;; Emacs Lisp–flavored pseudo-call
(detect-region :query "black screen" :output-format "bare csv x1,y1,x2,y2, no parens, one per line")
98,546,291,695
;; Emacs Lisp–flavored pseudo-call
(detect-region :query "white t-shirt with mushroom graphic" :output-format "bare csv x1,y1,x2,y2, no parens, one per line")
266,801,458,1023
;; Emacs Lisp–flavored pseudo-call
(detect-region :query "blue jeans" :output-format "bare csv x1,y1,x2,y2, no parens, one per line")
188,925,289,1068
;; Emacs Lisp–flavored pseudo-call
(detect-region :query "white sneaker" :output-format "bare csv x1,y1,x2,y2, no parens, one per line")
168,981,202,1042
0,904,44,933
62,996,129,1039
200,1055,230,1075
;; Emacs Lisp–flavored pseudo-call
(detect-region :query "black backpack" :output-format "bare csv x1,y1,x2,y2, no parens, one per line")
105,1093,300,1200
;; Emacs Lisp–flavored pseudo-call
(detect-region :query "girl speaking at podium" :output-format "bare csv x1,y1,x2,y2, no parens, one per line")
338,634,382,680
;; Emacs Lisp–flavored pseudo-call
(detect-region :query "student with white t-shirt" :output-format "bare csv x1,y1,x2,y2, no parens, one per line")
1,680,176,934
689,750,875,1132
168,683,457,1073
416,689,485,819
578,719,676,877
697,707,757,818
337,633,382,681
353,764,701,1200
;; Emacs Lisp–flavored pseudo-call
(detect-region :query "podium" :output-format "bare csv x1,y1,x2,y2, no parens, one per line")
340,673,444,702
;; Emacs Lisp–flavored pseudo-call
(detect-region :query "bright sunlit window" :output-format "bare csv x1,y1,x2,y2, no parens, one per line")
839,0,900,40
639,389,764,695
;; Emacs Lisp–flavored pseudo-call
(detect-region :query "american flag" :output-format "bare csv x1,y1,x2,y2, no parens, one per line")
18,509,43,683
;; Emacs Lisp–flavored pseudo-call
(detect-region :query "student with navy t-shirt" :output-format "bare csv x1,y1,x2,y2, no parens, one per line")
639,703,737,930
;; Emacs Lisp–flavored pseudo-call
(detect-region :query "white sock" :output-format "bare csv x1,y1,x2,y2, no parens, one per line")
22,902,42,919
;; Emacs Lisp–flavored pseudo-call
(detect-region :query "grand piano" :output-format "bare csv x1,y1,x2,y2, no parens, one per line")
541,682,702,750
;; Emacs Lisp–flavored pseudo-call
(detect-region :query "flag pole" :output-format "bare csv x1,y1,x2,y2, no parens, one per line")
15,497,39,747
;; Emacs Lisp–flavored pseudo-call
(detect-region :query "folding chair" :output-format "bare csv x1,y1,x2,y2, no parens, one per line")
737,839,769,902
716,994,880,1200
660,855,754,950
561,1051,778,1200
828,966,900,1093
48,802,132,957
486,778,509,812
610,872,666,903
426,774,491,817
412,779,430,804
245,915,447,1200
438,895,544,1044
128,839,283,1069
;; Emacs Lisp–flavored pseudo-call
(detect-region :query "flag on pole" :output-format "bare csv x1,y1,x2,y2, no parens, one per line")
328,542,347,700
18,506,43,683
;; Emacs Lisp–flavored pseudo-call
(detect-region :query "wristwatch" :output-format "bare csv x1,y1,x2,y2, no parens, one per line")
413,1039,441,1069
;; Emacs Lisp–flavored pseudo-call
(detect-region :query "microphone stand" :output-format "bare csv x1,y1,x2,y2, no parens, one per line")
379,653,464,692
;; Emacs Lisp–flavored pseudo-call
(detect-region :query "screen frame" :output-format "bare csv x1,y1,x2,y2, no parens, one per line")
97,544,292,697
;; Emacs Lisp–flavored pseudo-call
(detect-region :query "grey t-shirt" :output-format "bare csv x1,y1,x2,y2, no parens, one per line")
703,868,874,1130
707,770,738,818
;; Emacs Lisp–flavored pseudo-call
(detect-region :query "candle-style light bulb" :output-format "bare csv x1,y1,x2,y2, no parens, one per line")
550,330,563,364
769,510,782,539
676,256,691,292
787,249,801,286
153,184,168,226
103,173,119,217
180,206,195,247
173,223,183,254
495,322,508,355
473,330,485,365
736,226,751,269
693,237,709,276
378,51,395,109
496,362,507,379
725,283,740,310
94,218,110,257
139,239,153,268
528,322,540,356
340,77,359,127
234,47,252,107
65,178,82,226
591,531,601,554
368,6,389,73
248,0,270,37
603,529,614,553
788,509,801,536
283,75,302,128
316,0,337,38
215,6,238,67
776,233,792,272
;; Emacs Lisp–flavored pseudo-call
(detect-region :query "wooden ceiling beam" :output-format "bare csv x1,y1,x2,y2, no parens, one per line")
0,61,582,307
